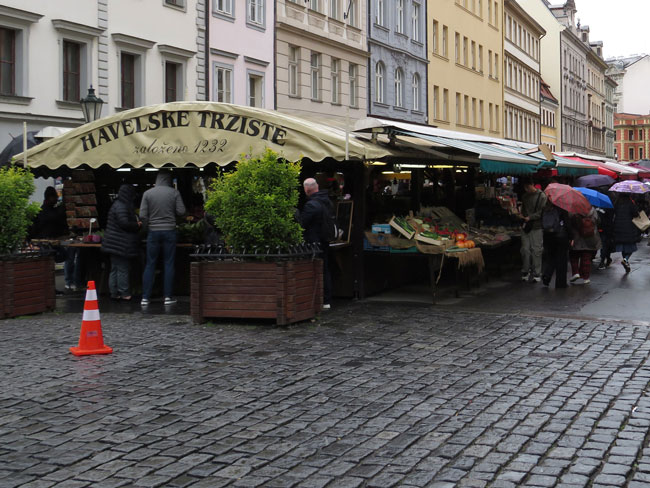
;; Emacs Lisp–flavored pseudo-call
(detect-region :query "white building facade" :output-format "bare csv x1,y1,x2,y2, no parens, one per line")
0,0,203,150
606,54,650,115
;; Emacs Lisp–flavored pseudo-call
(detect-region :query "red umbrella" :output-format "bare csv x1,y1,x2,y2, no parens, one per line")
544,183,592,215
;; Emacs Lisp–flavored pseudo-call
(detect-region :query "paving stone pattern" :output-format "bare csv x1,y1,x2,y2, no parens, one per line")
2,303,650,487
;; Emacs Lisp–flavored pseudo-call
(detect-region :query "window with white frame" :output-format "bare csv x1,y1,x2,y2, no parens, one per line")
62,40,81,102
113,33,153,108
247,0,264,25
375,62,384,104
310,52,321,100
376,0,385,25
309,0,321,13
288,45,299,97
412,3,420,42
164,0,185,8
247,71,264,107
121,52,137,108
215,0,233,15
331,58,340,104
394,68,403,107
0,27,16,96
330,0,341,19
349,63,358,107
396,0,404,33
165,61,181,102
412,73,420,111
215,64,233,102
346,0,357,27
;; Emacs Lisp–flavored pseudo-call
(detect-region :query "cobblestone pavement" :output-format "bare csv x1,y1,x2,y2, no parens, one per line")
3,303,650,487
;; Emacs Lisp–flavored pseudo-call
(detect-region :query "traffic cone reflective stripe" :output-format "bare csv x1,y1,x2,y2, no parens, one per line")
70,281,113,356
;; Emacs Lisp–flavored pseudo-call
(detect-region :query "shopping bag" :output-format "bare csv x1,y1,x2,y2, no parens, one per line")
632,210,650,231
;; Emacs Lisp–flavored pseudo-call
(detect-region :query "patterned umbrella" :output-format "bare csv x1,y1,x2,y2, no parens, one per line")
608,181,650,194
573,187,613,209
544,183,592,216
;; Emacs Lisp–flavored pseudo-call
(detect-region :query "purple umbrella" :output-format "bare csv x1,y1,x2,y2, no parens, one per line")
575,174,615,188
609,180,650,194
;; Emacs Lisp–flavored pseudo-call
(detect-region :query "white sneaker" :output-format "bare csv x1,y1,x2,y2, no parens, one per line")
322,303,331,310
521,273,530,281
164,297,177,305
582,279,591,284
140,298,149,306
569,274,580,283
531,275,541,283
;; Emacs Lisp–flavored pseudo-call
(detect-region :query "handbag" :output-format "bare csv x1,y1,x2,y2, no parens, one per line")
632,210,650,231
522,221,533,233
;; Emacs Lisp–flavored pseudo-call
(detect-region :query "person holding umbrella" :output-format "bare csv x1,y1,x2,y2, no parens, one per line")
613,192,640,273
567,207,601,284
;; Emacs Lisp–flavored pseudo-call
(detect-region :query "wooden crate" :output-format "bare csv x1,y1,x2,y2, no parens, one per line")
191,258,323,325
0,255,56,318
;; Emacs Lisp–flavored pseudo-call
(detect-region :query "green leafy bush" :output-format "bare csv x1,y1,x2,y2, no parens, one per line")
0,166,41,255
205,149,303,250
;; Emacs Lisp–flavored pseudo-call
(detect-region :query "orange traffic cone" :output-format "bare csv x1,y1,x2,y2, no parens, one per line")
69,281,113,356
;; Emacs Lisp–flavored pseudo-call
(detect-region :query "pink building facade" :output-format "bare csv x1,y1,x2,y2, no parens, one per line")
209,0,274,109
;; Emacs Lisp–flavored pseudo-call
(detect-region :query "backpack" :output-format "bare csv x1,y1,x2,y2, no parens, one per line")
542,207,561,233
579,215,595,237
320,200,338,243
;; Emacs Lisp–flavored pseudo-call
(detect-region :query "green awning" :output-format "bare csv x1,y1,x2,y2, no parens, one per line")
479,159,552,174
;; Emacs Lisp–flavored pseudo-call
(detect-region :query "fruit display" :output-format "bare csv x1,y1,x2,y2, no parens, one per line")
389,215,416,239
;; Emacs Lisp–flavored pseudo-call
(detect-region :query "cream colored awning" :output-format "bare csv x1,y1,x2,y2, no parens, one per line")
15,102,397,169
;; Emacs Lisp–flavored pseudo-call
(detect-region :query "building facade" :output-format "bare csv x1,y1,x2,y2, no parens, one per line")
540,79,559,151
503,0,544,144
209,0,274,109
582,35,608,156
614,113,650,162
548,0,588,153
0,0,202,150
606,54,650,115
368,0,427,124
427,0,504,136
275,0,368,123
604,75,616,158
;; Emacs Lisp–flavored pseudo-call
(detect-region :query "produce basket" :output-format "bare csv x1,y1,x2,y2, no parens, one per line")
389,216,416,239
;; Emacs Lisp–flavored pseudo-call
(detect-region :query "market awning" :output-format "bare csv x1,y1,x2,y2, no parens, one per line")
547,153,598,176
14,102,397,169
558,155,632,179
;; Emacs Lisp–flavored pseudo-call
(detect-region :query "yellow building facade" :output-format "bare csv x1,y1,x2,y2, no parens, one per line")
427,0,504,137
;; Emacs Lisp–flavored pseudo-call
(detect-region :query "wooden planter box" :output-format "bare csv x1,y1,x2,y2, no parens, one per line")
0,254,56,319
191,258,323,325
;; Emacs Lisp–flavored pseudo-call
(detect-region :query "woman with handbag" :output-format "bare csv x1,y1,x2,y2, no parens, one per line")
613,193,640,273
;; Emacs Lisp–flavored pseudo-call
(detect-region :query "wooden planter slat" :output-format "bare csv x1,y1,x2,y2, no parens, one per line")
191,258,322,325
0,255,55,319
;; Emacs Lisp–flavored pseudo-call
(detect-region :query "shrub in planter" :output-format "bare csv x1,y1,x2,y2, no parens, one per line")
193,150,322,325
0,166,41,254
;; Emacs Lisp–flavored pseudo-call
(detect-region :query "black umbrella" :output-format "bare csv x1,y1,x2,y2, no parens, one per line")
0,131,39,166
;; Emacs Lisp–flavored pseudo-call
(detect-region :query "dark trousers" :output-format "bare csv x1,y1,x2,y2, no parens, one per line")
142,230,177,299
542,233,569,288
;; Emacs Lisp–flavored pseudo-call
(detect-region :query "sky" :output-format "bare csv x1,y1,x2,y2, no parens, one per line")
573,0,650,59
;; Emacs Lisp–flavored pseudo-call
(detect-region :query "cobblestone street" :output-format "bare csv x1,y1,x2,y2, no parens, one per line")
3,301,650,487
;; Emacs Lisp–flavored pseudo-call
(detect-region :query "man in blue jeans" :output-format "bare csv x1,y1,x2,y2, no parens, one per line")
139,171,186,306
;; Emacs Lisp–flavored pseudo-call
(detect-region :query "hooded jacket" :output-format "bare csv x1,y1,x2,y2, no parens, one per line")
300,189,333,244
102,185,141,257
139,172,186,231
614,197,640,245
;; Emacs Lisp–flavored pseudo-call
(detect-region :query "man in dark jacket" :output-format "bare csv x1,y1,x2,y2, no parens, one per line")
102,184,141,300
300,178,332,310
30,186,67,239
140,171,186,306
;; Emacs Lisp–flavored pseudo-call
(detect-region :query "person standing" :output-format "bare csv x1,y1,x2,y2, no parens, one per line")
300,178,333,310
101,184,141,301
519,177,547,282
140,171,186,305
541,202,569,288
613,193,640,273
568,207,601,285
597,206,614,269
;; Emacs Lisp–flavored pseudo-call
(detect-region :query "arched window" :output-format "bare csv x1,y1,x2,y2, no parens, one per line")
394,68,403,107
375,62,384,103
412,73,420,111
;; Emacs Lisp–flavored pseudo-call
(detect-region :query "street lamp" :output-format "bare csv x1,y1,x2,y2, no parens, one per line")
80,85,104,123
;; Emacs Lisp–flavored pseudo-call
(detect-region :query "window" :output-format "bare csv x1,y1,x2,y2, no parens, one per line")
494,53,499,79
376,0,384,25
412,73,420,111
443,88,449,121
495,104,500,131
412,3,420,42
432,20,438,54
349,63,358,107
288,46,299,97
464,95,469,125
247,0,264,25
640,129,644,139
629,130,634,140
479,100,484,128
310,52,321,100
347,0,357,26
489,103,493,130
455,32,460,63
62,40,80,102
488,50,492,76
396,0,404,33
215,0,233,15
478,45,483,73
215,65,232,102
309,0,321,12
164,61,181,102
471,41,476,70
629,147,635,160
456,92,461,123
442,26,448,57
121,53,136,108
165,0,185,7
394,68,403,107
248,72,263,107
472,98,477,126
375,62,384,103
331,58,340,104
330,0,341,19
0,28,15,95
433,85,439,119
463,37,468,66
494,1,498,27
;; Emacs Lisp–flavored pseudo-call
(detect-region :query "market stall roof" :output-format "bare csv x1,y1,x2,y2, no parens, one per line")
548,153,599,176
557,153,638,180
14,102,398,170
355,117,555,174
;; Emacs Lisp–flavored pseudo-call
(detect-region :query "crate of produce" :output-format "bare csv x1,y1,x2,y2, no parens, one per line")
389,216,415,239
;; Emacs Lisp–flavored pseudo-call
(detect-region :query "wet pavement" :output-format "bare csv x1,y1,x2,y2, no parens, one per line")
3,244,650,487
